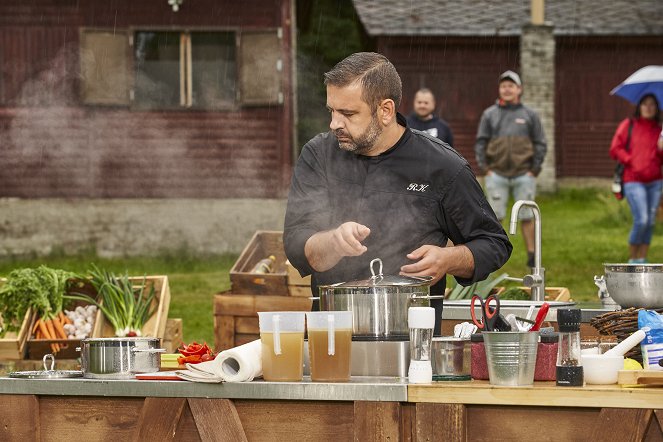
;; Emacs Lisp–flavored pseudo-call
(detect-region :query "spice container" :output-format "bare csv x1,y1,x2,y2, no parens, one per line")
534,333,558,381
556,308,584,386
470,333,488,380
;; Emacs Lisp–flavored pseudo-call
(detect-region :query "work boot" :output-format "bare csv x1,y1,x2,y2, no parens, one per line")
526,252,535,268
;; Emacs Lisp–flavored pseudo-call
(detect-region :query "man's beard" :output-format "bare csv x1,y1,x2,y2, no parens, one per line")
335,115,382,155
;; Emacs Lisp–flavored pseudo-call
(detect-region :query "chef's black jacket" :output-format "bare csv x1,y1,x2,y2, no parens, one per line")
284,113,512,334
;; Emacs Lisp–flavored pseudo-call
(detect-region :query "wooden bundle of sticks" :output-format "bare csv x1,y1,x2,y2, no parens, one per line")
589,307,663,362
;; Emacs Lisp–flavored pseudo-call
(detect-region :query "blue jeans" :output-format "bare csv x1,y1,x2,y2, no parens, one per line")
623,180,663,245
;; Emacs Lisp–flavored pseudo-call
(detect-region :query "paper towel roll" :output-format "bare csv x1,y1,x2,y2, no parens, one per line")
213,339,263,382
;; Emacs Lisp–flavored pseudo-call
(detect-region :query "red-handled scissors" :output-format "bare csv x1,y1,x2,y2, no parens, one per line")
470,294,501,331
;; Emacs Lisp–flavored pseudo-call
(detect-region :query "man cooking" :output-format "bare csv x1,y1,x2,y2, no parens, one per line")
284,52,512,334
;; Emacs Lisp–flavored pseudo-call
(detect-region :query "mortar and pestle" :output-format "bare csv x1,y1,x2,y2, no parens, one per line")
581,329,646,384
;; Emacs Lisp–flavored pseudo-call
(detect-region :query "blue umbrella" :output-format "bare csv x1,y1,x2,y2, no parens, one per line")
610,65,663,109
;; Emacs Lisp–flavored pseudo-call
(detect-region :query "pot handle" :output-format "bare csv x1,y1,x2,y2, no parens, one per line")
411,295,446,300
131,348,167,353
309,297,320,300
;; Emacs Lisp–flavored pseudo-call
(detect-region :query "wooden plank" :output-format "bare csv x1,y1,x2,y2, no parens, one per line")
234,400,353,441
0,308,32,360
163,318,184,353
591,408,653,442
174,403,202,442
214,293,311,316
467,405,598,441
646,411,663,441
408,382,663,409
353,401,400,442
400,403,416,442
188,398,247,442
288,285,312,297
618,370,663,386
40,397,142,441
0,394,39,441
235,333,260,347
229,231,289,296
214,315,235,351
416,403,466,442
135,397,186,441
235,316,259,334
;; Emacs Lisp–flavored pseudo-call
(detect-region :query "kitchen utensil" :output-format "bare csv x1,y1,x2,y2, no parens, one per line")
431,337,471,381
78,337,165,379
556,309,583,386
530,302,550,332
408,307,435,384
470,294,501,331
9,353,83,379
603,329,646,357
453,322,477,338
483,331,539,386
603,263,663,308
582,354,624,385
316,258,441,340
618,369,663,385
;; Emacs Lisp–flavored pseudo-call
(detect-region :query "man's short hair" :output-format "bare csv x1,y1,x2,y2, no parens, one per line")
324,52,402,111
415,88,434,98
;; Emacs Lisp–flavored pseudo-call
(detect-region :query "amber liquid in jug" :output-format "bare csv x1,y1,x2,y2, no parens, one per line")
308,328,352,382
260,332,304,381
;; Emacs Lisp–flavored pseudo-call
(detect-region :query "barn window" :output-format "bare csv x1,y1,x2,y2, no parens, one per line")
80,29,281,109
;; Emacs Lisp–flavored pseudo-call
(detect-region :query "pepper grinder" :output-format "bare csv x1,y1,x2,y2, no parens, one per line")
408,306,435,384
556,308,583,386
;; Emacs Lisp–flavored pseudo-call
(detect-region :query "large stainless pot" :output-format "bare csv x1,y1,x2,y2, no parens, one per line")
78,337,165,379
316,259,442,340
604,263,663,308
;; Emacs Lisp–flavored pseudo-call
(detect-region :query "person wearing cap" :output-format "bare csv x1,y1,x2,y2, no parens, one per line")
407,88,454,146
474,70,547,269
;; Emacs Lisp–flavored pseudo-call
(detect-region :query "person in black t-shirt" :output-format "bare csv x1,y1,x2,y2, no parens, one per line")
407,88,454,146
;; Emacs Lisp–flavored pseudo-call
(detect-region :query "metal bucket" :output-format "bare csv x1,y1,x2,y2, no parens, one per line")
483,331,539,386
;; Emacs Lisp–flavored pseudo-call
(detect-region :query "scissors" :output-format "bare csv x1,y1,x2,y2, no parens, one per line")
470,294,501,331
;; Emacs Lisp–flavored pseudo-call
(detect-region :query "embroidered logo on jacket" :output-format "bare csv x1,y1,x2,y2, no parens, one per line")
407,183,429,192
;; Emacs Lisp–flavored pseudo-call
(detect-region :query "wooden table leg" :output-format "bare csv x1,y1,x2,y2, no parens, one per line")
354,401,401,441
188,398,248,442
591,408,653,442
416,403,466,442
134,397,186,441
0,394,39,441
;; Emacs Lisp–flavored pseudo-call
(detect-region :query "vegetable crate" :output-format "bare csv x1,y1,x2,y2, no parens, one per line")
214,290,312,351
0,309,33,360
230,230,289,296
92,275,171,340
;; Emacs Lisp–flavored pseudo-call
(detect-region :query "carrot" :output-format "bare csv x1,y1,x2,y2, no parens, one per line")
52,317,67,340
59,311,72,325
37,319,51,340
43,319,60,353
32,318,41,335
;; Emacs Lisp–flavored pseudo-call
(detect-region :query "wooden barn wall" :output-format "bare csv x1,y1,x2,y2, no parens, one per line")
555,36,663,178
378,36,520,174
0,0,291,198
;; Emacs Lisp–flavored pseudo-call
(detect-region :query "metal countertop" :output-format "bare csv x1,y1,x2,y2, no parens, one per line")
0,376,408,402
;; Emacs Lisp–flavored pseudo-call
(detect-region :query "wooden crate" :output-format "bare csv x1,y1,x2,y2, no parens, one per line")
0,309,33,360
214,290,312,351
162,318,183,353
92,275,171,339
286,259,312,297
230,230,289,296
519,286,572,302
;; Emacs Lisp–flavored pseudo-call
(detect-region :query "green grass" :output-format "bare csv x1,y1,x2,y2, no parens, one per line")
0,186,651,344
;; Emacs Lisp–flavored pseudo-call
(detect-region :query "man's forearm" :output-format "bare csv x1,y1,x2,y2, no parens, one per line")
304,230,343,272
445,245,475,279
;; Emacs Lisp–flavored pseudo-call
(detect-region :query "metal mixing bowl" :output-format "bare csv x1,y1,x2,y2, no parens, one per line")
603,263,663,308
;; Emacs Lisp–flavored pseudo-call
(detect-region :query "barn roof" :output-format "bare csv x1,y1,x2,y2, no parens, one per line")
352,0,663,36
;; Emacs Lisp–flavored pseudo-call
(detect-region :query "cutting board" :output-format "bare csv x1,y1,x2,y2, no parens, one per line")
618,370,663,386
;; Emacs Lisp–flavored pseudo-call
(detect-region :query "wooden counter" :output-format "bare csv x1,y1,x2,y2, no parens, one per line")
0,378,661,441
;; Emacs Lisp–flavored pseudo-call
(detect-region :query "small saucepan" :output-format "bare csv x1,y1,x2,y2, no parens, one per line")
78,337,165,379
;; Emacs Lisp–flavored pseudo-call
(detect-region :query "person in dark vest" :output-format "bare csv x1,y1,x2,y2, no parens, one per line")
407,88,454,146
284,52,511,335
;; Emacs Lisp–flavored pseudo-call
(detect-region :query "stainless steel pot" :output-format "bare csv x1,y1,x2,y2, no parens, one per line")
604,263,663,308
316,258,442,340
431,337,471,380
78,337,165,379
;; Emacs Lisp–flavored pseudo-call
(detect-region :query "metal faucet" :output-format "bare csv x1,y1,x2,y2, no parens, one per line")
509,200,546,302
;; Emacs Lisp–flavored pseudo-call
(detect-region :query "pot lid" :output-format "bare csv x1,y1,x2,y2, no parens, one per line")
8,354,83,379
324,258,433,288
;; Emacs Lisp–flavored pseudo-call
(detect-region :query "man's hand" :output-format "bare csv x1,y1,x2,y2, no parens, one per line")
400,244,474,285
305,222,371,272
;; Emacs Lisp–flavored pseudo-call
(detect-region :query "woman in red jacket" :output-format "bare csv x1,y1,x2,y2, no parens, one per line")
610,94,663,263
